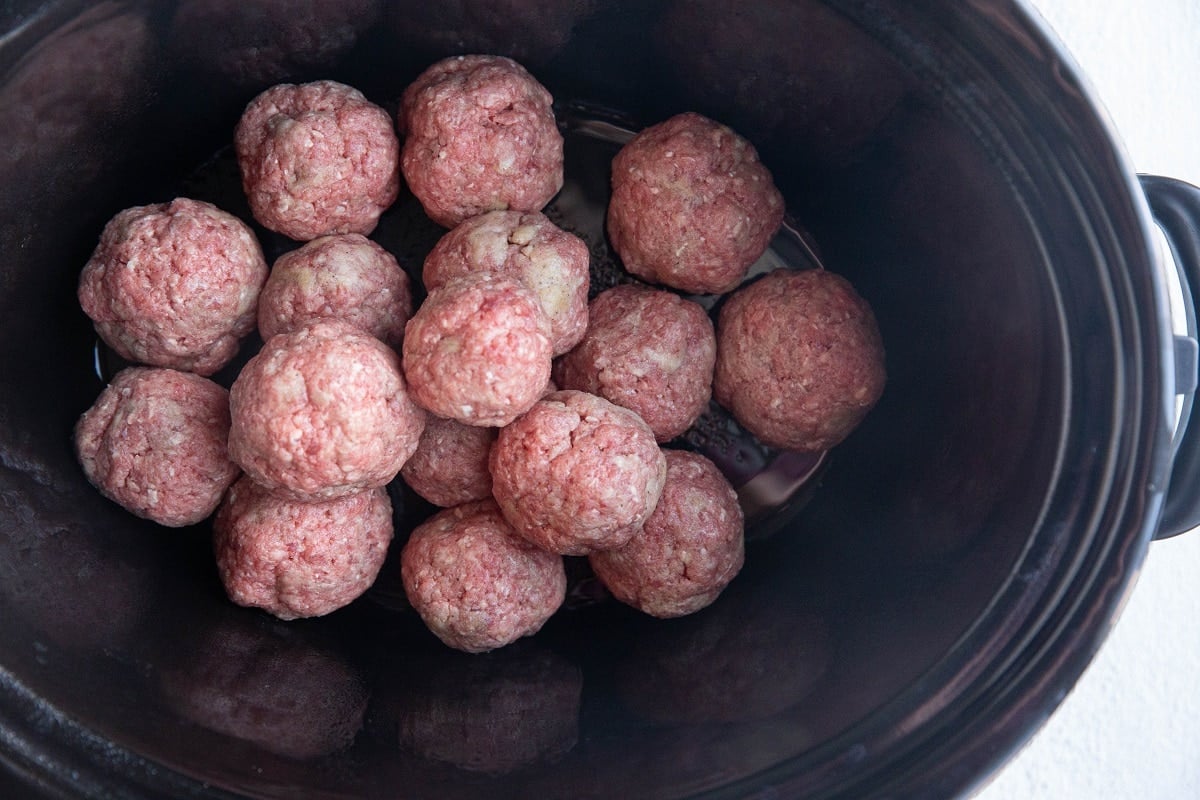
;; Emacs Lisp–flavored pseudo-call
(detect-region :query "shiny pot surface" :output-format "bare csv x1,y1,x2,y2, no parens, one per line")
1,1,1197,798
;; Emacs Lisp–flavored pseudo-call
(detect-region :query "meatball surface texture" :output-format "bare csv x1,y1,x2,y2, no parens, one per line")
401,499,566,653
555,284,715,442
229,319,425,501
214,476,393,620
400,414,497,508
590,449,744,618
77,197,268,376
607,112,784,295
75,366,239,527
423,210,589,355
399,54,563,228
235,80,400,240
257,233,413,349
714,268,885,452
402,273,552,427
489,390,667,556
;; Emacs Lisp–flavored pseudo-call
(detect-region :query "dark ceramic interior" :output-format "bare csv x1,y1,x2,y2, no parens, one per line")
0,1,1180,798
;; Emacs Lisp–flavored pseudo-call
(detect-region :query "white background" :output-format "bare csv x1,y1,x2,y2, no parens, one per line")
973,1,1200,798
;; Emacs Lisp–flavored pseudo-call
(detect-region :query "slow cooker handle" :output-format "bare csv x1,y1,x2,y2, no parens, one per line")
1141,175,1200,539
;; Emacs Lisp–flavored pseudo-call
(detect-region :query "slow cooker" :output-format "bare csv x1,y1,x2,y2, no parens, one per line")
2,1,1199,798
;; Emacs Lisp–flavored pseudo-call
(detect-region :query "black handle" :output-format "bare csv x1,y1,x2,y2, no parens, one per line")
1141,175,1200,539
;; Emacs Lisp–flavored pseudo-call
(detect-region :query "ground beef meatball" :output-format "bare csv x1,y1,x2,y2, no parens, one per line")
402,273,552,427
590,450,743,618
714,268,885,452
607,112,784,295
235,80,400,240
398,54,563,228
423,210,589,355
555,284,715,442
257,233,413,349
213,475,393,620
229,319,425,501
401,499,566,653
400,414,497,508
74,366,239,527
77,197,268,376
490,390,666,556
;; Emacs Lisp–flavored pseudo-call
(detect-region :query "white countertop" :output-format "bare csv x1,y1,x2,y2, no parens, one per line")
973,2,1200,798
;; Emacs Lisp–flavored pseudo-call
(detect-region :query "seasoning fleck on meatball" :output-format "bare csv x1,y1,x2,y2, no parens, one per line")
214,476,393,620
590,450,744,618
399,54,563,228
400,414,497,508
235,80,400,240
607,112,784,295
555,284,715,442
74,367,239,527
714,268,885,452
401,499,566,653
257,233,413,350
77,197,268,376
423,210,589,355
229,319,426,501
402,273,552,427
490,390,666,556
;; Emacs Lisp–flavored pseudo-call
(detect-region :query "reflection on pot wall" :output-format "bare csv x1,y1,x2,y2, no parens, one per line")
157,608,369,761
658,0,909,171
168,0,381,87
0,2,156,190
384,0,600,67
379,641,583,775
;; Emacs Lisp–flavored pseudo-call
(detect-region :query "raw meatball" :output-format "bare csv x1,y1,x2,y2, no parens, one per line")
490,390,666,556
214,476,393,620
235,80,400,240
555,284,715,442
398,54,563,228
423,210,589,355
714,268,885,452
400,415,497,508
402,273,552,427
74,367,239,527
590,450,744,618
78,197,268,376
401,499,566,653
257,233,413,349
607,112,784,295
229,319,425,501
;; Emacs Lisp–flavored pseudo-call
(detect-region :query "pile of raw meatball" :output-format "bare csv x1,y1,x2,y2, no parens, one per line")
74,55,885,654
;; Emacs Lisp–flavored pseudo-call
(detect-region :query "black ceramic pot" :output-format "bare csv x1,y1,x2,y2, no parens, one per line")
2,1,1199,798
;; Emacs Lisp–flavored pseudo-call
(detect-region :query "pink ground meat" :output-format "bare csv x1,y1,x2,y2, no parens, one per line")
213,475,393,620
257,233,413,350
607,111,785,295
74,367,239,527
554,284,715,442
77,197,268,376
590,449,744,618
401,499,566,653
400,414,497,508
423,210,589,355
235,80,400,240
489,390,667,556
714,268,886,452
402,273,552,427
228,319,426,501
398,54,564,228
